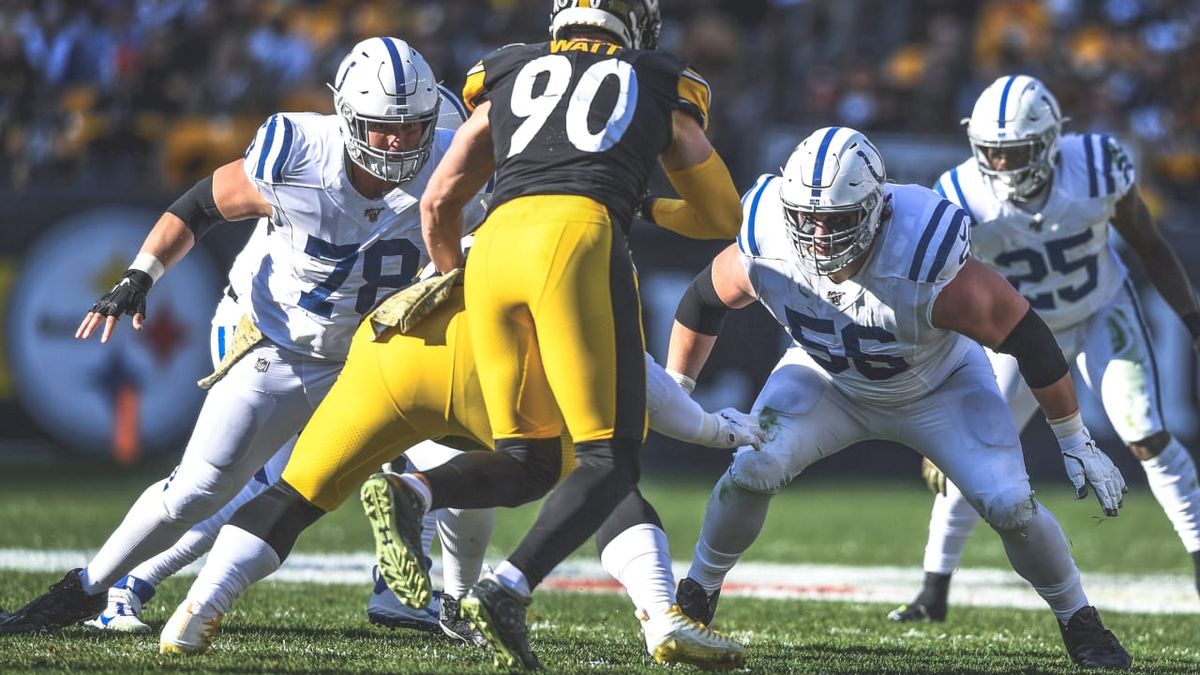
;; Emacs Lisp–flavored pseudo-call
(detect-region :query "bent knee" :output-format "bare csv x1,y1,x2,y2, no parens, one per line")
981,491,1038,531
729,448,791,494
1127,430,1170,461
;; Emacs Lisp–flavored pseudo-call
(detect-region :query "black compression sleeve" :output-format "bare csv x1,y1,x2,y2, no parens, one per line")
995,307,1069,389
675,263,728,336
166,174,226,240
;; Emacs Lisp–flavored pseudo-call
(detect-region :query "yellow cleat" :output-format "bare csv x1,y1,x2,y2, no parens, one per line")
360,472,433,609
159,601,223,655
641,604,746,671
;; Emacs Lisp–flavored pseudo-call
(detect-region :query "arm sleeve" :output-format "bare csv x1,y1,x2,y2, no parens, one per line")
647,151,741,239
645,353,714,442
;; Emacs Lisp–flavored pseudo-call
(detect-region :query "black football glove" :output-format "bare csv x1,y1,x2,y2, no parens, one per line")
90,269,153,319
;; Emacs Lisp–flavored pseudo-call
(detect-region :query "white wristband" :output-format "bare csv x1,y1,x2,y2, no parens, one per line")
1048,410,1089,450
665,368,696,395
130,252,165,284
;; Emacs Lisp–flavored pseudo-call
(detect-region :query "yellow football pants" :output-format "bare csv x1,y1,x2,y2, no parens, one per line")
465,195,648,444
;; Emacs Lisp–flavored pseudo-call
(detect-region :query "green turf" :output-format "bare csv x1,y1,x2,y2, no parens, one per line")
0,457,1191,575
0,456,1197,672
1,571,1198,673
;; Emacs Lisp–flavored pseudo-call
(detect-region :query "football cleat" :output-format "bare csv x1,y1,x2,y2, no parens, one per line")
159,601,223,655
360,472,432,609
84,575,156,634
461,576,539,670
367,566,441,632
641,604,746,670
887,601,946,623
0,568,107,634
440,594,489,647
1057,606,1132,669
676,577,721,626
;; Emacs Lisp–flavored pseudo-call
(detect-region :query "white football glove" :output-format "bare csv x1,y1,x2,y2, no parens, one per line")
705,408,767,450
1051,413,1126,517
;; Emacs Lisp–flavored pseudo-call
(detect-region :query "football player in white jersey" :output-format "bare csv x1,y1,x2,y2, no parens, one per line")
79,83,478,636
889,75,1200,624
0,37,489,635
668,126,1133,669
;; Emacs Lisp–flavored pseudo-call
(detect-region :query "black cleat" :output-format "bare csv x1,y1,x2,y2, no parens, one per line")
0,569,106,634
360,472,431,609
461,577,539,670
887,601,946,623
1058,606,1132,669
676,577,721,626
887,571,950,623
440,594,488,647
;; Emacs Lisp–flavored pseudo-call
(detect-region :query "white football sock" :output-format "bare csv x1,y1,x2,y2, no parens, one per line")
600,523,675,616
438,507,496,598
1142,437,1200,553
83,477,190,593
126,528,215,589
185,525,280,617
992,502,1088,622
922,481,982,575
492,560,530,597
688,472,772,593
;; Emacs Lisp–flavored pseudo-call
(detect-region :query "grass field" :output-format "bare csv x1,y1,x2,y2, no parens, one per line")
1,455,1198,673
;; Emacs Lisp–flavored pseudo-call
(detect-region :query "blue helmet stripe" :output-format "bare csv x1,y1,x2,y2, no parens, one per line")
745,176,774,257
997,75,1018,128
270,117,294,183
908,199,951,281
379,37,407,97
925,207,967,282
810,127,841,198
949,168,975,224
1083,133,1098,198
438,84,468,122
254,115,278,180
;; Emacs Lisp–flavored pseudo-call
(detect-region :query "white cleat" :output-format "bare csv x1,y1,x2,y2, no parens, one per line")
159,601,223,655
84,586,151,634
641,604,746,671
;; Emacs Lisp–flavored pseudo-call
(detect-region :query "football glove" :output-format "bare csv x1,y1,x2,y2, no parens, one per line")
1051,413,1126,517
921,457,947,497
90,269,153,320
707,408,767,450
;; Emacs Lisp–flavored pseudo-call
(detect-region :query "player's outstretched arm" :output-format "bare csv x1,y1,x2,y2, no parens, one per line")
932,257,1127,516
645,352,766,449
643,110,742,240
420,102,496,273
1111,184,1200,354
76,159,270,343
665,244,756,390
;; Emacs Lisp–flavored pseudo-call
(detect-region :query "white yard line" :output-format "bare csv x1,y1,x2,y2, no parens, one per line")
1,548,1194,615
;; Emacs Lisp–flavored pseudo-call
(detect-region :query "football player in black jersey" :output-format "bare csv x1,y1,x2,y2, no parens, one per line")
380,0,745,668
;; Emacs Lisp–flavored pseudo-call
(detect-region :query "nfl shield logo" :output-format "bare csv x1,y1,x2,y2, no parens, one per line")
826,290,844,306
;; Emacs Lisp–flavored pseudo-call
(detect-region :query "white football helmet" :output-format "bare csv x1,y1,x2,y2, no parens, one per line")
549,0,662,50
779,127,888,275
965,74,1063,201
329,37,441,183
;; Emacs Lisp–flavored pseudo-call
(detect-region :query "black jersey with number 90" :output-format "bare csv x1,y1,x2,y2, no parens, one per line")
463,39,711,230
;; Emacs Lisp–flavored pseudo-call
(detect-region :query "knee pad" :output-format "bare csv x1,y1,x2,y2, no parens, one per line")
228,480,325,561
729,447,790,495
160,459,231,524
980,489,1038,532
496,437,564,502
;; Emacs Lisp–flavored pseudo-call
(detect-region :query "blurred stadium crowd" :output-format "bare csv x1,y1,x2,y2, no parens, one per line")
2,0,1198,212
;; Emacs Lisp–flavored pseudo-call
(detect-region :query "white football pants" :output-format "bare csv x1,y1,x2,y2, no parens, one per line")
689,344,1090,621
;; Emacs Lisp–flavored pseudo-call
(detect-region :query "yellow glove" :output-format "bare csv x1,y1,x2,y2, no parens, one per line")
368,268,463,338
921,457,947,497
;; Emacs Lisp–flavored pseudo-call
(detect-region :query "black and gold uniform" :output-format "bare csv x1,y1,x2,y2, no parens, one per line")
462,38,711,445
446,32,716,591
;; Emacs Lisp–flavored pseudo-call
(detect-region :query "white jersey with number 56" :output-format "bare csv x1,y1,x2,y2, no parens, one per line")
737,178,976,405
933,133,1134,331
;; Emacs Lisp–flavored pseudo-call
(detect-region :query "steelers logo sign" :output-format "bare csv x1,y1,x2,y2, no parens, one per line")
7,207,220,459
